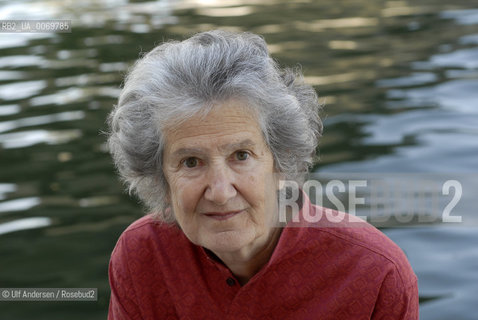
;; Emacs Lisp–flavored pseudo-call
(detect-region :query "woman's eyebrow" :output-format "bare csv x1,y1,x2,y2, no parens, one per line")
171,139,256,158
218,139,256,152
170,147,206,158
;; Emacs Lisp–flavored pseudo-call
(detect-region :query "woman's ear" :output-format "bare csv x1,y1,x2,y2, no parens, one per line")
165,189,171,204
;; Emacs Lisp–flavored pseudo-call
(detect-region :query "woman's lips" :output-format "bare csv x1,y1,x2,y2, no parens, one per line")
203,210,244,221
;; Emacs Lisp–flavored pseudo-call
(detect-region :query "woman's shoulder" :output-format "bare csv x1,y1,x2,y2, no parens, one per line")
121,214,180,236
302,206,417,287
297,204,408,261
113,214,186,256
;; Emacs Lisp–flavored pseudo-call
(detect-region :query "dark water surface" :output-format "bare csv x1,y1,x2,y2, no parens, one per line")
0,0,477,319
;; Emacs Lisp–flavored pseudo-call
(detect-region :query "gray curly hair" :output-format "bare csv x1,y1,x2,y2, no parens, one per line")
107,30,322,223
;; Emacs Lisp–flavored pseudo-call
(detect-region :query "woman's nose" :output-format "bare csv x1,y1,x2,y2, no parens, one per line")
204,164,237,205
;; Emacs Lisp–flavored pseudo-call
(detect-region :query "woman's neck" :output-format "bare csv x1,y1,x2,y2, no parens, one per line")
214,227,283,285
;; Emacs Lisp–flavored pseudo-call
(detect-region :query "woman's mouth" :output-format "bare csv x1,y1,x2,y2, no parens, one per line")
203,210,244,221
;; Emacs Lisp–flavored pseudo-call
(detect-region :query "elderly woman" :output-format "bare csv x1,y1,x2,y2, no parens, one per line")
107,30,418,319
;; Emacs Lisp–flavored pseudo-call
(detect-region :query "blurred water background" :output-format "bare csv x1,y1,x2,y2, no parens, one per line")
0,0,477,319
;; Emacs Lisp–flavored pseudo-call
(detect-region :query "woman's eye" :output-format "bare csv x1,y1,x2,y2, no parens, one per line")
235,151,249,161
183,157,199,168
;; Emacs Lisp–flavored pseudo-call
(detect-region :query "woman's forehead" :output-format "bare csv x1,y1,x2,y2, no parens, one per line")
163,102,265,154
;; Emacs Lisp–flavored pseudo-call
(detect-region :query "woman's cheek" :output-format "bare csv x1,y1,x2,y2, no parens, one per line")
177,179,202,213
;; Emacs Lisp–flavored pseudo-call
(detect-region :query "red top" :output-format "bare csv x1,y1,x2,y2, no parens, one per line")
108,198,419,319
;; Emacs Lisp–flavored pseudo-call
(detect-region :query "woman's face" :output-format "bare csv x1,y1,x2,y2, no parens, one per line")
163,100,279,255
